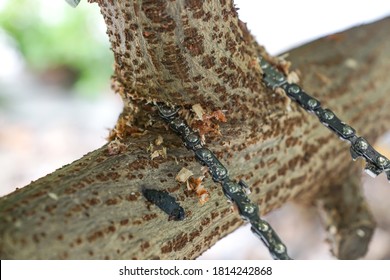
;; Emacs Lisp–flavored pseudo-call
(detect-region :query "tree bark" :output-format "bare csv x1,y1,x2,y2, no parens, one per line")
0,0,389,259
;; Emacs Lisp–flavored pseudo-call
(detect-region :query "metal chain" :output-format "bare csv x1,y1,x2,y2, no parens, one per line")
156,103,292,260
259,56,390,181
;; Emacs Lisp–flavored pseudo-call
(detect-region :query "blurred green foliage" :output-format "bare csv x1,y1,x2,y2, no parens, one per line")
0,0,114,96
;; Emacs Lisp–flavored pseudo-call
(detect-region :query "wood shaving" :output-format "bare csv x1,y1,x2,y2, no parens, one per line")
148,142,166,160
187,176,209,205
275,54,291,75
150,147,167,160
107,139,127,155
200,166,209,175
107,113,147,140
146,143,154,153
175,167,209,205
155,135,164,146
230,203,238,212
198,192,210,205
175,167,194,183
192,109,227,140
47,192,59,201
344,58,358,69
206,109,227,122
187,176,203,191
287,71,300,84
192,104,205,120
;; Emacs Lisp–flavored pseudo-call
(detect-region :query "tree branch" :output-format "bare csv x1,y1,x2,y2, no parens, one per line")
0,0,389,259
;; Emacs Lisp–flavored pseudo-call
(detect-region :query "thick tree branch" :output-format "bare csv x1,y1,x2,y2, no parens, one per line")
0,0,389,259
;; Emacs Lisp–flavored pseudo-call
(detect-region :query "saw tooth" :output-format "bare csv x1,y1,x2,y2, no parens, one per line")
364,162,381,178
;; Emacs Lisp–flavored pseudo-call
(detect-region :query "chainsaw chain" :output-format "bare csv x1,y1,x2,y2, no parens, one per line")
259,56,390,181
156,103,292,260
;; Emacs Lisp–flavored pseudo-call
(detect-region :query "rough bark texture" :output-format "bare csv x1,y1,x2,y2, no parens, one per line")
0,0,389,259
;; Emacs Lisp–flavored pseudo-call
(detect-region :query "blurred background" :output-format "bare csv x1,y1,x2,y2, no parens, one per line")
0,0,389,259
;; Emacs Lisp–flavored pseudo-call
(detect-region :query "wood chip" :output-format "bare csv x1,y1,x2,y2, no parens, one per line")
345,58,358,69
47,192,59,201
107,139,127,155
175,167,194,183
155,135,164,146
192,104,205,120
187,176,209,205
176,168,210,205
198,193,210,205
150,147,167,160
287,71,300,84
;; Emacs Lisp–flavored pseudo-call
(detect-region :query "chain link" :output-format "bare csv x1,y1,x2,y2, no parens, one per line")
259,57,390,181
156,103,292,260
65,0,81,8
